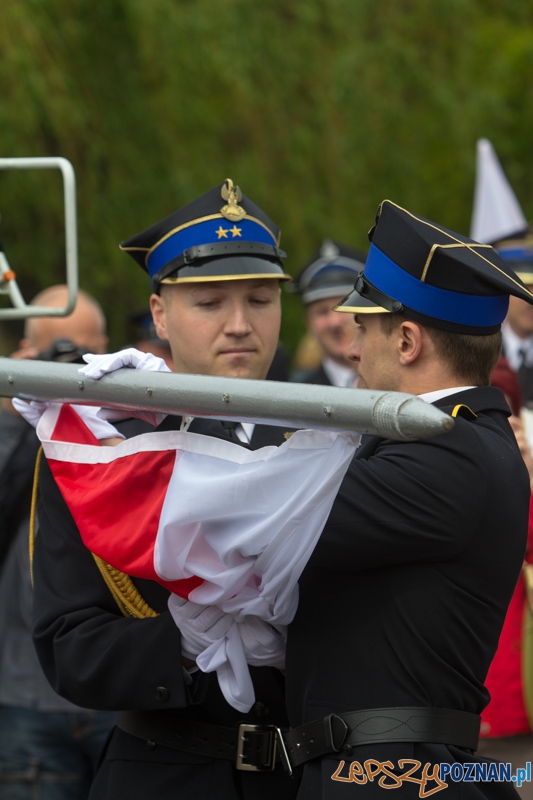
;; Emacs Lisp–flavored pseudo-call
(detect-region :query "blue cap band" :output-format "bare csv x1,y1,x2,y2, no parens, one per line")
311,263,361,280
364,243,508,327
147,218,276,279
497,246,533,263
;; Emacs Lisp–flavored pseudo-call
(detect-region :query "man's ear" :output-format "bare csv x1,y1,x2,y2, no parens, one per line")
149,293,169,341
397,320,423,365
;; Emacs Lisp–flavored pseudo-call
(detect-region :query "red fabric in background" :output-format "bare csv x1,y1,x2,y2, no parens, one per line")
490,356,523,416
481,495,533,737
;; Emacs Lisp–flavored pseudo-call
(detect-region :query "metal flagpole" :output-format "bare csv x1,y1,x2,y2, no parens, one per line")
0,358,453,441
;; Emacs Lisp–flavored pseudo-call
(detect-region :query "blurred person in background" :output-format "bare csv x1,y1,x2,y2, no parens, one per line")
0,285,116,799
497,236,533,409
476,355,533,800
290,240,365,386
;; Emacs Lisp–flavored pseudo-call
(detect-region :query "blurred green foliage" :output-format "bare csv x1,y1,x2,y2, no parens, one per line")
1,0,533,356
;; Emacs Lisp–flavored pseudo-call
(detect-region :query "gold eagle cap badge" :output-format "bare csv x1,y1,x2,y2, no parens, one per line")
220,179,246,222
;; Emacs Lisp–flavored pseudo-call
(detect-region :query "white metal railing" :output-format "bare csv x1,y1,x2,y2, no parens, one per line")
0,157,78,319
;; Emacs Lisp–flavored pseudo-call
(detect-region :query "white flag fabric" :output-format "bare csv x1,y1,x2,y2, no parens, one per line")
470,138,528,244
35,403,359,710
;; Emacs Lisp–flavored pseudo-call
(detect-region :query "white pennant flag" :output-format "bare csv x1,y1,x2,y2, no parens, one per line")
470,138,528,244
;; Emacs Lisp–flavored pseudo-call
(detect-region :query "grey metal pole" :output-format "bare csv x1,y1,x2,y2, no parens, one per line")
0,359,453,441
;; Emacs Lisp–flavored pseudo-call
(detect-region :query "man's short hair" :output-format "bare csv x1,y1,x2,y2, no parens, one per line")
380,313,502,386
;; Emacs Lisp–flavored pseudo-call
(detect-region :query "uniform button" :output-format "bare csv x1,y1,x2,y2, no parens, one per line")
252,701,269,718
155,686,170,702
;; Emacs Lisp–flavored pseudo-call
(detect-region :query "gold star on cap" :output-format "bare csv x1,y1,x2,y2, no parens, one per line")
230,225,242,238
216,226,229,239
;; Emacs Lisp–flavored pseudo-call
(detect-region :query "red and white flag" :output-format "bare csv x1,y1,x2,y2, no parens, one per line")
35,404,359,710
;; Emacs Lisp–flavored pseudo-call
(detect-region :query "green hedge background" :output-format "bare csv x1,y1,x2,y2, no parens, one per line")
1,0,533,357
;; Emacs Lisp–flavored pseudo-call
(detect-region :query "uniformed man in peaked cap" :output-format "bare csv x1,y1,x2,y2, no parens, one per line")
31,180,300,800
495,234,533,408
281,200,533,799
291,240,366,386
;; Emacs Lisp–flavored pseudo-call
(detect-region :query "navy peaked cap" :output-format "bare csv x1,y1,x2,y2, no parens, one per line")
335,200,533,334
494,232,533,285
291,240,366,304
120,179,290,287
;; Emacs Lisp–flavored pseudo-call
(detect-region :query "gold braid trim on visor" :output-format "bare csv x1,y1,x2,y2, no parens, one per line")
334,303,389,314
161,272,292,285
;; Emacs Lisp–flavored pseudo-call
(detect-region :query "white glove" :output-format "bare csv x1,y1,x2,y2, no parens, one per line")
12,398,50,428
239,618,286,670
79,348,171,427
168,596,286,712
79,348,171,379
169,596,234,652
169,596,234,661
12,399,125,441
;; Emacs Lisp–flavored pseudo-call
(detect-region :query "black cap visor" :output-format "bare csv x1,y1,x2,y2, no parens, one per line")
334,272,396,315
159,254,291,285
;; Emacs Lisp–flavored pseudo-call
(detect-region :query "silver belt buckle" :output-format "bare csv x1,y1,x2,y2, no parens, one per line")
236,723,277,771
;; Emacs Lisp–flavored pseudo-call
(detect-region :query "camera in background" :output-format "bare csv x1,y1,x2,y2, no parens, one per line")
36,338,89,364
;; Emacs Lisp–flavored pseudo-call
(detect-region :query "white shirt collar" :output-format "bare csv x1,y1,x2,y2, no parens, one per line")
237,422,255,443
502,321,533,370
419,386,476,404
322,357,358,388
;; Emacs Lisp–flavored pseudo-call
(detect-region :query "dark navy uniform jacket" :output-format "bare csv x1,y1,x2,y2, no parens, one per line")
32,415,299,800
298,363,332,387
286,387,529,800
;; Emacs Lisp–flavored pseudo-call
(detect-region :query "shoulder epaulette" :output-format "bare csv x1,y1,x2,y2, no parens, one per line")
451,404,478,421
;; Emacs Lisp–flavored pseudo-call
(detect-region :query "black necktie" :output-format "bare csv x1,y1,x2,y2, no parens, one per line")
517,348,533,406
221,420,240,442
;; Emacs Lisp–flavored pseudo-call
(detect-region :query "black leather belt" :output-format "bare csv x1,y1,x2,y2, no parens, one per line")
117,710,284,772
282,707,481,772
118,706,480,776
